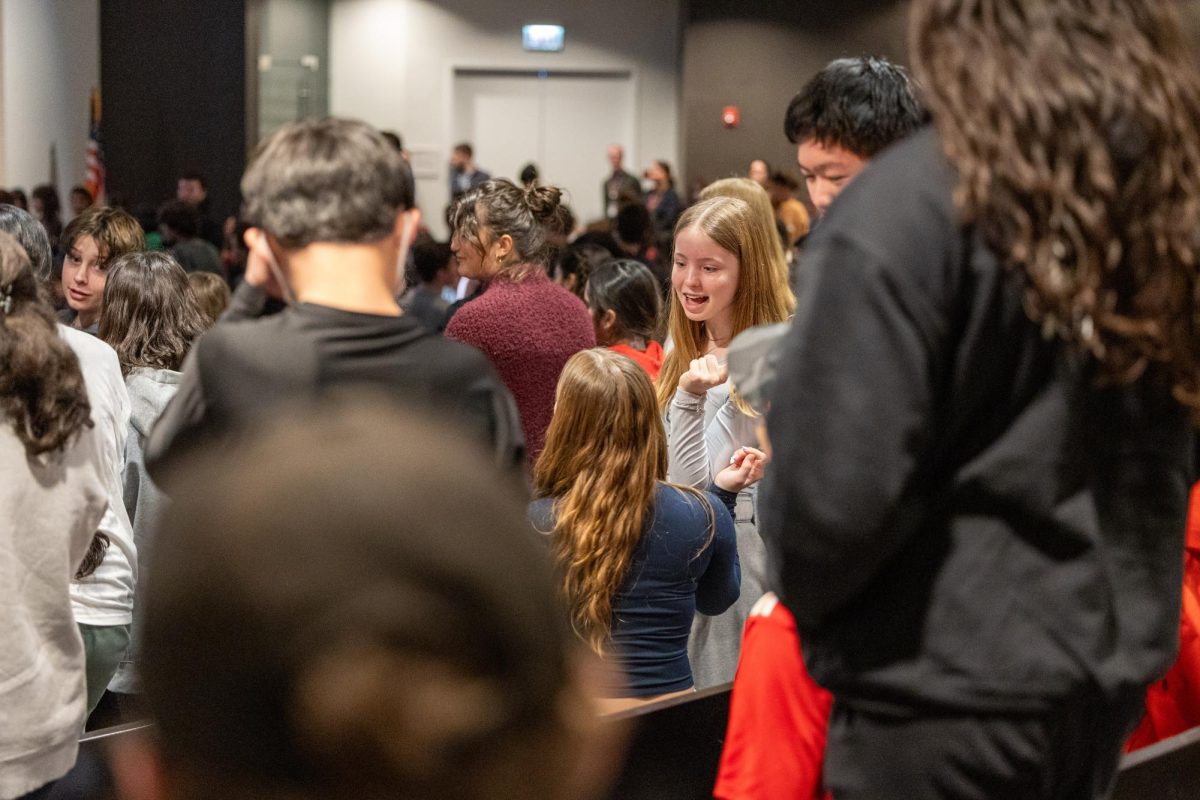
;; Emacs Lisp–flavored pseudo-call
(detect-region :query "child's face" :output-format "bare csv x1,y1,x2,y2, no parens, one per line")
797,138,868,217
61,234,107,325
672,226,740,336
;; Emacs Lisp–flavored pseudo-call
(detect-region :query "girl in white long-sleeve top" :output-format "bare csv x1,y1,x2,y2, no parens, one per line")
658,195,795,688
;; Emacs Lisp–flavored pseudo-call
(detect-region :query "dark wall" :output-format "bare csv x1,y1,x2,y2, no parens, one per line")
681,0,909,198
100,0,247,221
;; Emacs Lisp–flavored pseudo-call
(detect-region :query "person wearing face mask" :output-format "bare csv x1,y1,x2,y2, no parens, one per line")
144,118,523,482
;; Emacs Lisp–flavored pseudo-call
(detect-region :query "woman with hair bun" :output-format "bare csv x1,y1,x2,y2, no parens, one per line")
446,179,595,464
0,230,108,798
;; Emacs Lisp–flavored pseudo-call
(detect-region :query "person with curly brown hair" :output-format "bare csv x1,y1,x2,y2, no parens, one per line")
762,1,1200,798
0,231,108,799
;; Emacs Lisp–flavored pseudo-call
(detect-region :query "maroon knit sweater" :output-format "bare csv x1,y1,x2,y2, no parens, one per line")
445,270,595,463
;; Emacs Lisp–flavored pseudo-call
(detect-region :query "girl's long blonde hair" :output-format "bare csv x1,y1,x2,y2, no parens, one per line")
699,177,791,292
534,348,709,654
657,196,795,410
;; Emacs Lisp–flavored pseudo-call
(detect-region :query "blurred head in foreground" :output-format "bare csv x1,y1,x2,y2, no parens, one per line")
115,400,616,800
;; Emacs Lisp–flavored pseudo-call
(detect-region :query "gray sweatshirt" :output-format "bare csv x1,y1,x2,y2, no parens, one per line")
108,367,180,694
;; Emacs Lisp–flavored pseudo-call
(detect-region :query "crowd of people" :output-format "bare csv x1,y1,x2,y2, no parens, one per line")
3,1,1200,799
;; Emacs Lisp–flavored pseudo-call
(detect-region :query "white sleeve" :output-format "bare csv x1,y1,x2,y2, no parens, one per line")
666,387,710,488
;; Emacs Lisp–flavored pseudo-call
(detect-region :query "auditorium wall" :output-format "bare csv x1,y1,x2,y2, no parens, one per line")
328,0,682,237
681,0,910,199
0,0,100,209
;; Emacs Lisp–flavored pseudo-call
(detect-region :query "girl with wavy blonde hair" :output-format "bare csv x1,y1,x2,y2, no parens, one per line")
657,195,793,689
532,348,762,708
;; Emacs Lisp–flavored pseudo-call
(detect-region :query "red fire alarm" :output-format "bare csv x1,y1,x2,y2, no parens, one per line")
722,106,740,128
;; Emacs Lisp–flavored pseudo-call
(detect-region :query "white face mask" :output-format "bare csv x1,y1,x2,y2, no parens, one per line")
393,209,421,297
255,234,297,306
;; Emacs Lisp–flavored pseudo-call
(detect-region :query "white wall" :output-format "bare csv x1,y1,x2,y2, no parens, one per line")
329,0,681,237
0,0,99,209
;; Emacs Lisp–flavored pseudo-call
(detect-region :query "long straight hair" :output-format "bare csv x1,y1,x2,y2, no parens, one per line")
911,0,1200,412
535,348,710,654
657,196,795,410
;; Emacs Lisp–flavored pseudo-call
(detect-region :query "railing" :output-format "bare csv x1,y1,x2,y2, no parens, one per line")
46,689,1200,799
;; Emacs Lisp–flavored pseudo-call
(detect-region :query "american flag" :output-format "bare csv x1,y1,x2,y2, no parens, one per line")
84,88,105,202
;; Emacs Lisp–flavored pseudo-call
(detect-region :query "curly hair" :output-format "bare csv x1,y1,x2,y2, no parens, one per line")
911,0,1200,411
0,231,92,456
451,180,564,278
534,349,712,654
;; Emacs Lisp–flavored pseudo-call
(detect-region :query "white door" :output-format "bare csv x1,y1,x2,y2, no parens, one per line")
452,70,636,229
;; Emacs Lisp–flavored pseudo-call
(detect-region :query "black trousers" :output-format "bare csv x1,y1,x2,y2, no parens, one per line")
823,690,1144,800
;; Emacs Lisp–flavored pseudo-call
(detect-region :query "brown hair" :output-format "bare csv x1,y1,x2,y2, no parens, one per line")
188,271,231,327
142,400,603,800
657,197,795,411
451,179,564,279
241,118,413,249
0,231,92,456
535,349,711,654
60,205,144,264
911,0,1200,411
99,251,206,376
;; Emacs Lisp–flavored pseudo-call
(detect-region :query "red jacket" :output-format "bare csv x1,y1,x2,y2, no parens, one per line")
1126,481,1200,751
714,594,833,800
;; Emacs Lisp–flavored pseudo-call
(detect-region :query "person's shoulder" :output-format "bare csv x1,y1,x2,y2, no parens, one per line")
824,126,956,237
58,323,123,390
58,322,117,364
408,329,493,372
810,126,961,283
192,310,306,380
656,482,716,516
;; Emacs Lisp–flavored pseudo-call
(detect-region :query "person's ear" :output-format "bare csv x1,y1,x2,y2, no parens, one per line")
494,233,515,262
109,731,173,800
601,308,617,336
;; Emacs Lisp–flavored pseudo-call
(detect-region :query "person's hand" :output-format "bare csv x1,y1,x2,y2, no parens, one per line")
679,354,728,396
714,446,767,493
242,227,284,300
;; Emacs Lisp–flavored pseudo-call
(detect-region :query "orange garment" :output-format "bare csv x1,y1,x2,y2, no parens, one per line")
714,594,833,800
609,341,664,382
1126,481,1200,752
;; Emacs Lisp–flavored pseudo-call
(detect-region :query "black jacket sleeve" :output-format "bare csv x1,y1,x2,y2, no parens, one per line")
761,231,945,630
